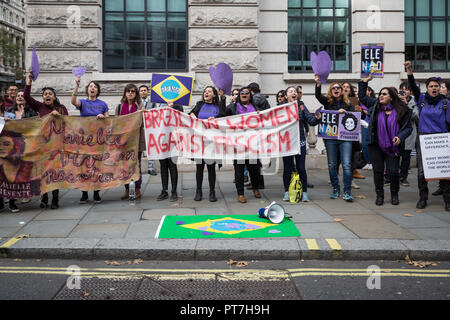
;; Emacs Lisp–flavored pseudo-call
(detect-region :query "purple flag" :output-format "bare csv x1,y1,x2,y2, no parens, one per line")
310,51,332,84
209,62,233,96
72,67,87,77
31,46,40,81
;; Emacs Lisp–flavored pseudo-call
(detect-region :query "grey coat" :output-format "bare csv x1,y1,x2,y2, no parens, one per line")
404,97,418,151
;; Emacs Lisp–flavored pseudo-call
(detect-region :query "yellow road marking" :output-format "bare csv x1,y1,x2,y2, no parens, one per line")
326,238,342,250
0,234,29,248
290,272,450,278
305,239,319,250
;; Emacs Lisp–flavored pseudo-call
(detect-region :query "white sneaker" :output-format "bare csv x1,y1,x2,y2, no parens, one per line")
283,192,289,201
352,182,360,189
362,164,370,170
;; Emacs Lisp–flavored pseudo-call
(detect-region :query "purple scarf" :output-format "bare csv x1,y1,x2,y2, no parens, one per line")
377,104,400,156
236,102,256,114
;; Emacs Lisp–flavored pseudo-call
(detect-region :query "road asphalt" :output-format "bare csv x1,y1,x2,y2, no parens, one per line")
1,164,449,261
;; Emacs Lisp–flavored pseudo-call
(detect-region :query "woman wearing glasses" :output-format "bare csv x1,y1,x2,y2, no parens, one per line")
314,75,355,202
226,87,263,203
115,84,145,201
358,75,412,206
189,86,226,202
24,70,68,209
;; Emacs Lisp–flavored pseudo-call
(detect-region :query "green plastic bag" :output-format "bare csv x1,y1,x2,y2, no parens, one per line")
288,172,303,203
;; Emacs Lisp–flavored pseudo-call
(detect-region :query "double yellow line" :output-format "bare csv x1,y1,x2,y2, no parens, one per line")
0,266,449,280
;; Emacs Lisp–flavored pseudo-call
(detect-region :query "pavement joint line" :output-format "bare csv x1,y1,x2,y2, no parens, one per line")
0,234,30,249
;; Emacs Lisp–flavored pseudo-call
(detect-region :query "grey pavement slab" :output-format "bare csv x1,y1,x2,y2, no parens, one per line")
314,199,375,215
334,214,419,240
34,206,91,221
406,228,450,240
296,222,358,239
401,240,450,260
16,220,79,238
0,227,22,238
379,210,450,229
69,223,129,239
79,208,143,225
142,208,195,220
126,220,161,239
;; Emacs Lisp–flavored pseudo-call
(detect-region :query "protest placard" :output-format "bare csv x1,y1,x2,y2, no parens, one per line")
318,110,361,141
150,73,194,106
419,133,450,181
361,43,384,78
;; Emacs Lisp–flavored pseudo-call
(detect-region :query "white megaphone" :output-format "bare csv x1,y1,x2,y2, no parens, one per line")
258,201,286,224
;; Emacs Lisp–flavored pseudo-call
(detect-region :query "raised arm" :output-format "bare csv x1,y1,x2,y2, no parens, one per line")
314,74,329,107
405,61,421,103
358,76,377,110
71,77,82,108
24,71,43,112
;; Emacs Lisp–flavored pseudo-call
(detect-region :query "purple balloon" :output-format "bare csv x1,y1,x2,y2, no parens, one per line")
209,62,233,96
72,67,87,77
310,51,332,84
31,46,40,81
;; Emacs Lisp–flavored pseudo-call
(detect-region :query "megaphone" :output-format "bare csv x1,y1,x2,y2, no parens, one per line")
258,201,286,224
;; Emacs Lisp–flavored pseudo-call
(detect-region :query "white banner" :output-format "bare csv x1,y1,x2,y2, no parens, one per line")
419,133,450,180
143,102,301,160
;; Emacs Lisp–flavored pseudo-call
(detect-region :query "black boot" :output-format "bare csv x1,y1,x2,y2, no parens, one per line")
432,187,443,196
416,198,427,209
194,188,202,201
375,194,384,206
391,193,399,206
209,190,217,202
51,190,59,209
40,193,48,208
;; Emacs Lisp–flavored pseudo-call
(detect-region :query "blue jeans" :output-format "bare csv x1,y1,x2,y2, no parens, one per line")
361,127,371,164
282,144,307,192
324,139,353,194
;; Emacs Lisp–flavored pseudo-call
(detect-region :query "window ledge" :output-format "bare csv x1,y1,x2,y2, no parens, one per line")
92,72,196,82
283,72,361,82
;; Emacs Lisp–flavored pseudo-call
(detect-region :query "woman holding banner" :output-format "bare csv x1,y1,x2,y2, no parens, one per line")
226,87,263,203
358,75,412,206
72,77,109,204
282,87,319,202
314,75,355,202
115,84,145,201
189,86,226,202
405,62,450,212
24,70,68,209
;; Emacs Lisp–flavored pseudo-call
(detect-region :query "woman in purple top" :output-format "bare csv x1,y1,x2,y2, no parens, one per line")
225,87,262,204
405,61,450,212
71,77,109,204
24,70,68,210
189,86,226,202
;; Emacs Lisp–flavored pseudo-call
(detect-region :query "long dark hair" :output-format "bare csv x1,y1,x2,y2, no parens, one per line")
11,90,31,112
41,87,65,114
120,84,142,105
202,86,220,106
376,87,408,124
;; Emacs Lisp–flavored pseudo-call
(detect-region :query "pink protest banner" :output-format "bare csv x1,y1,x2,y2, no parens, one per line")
143,102,301,160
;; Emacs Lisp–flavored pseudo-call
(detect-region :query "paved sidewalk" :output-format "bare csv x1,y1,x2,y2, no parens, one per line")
1,167,449,261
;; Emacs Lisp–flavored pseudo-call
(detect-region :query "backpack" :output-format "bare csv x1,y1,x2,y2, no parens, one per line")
288,172,302,203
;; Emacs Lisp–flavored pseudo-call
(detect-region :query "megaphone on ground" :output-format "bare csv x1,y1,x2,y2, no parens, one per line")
258,201,286,224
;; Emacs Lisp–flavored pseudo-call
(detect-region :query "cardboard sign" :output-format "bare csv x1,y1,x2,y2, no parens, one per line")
150,73,194,106
318,110,361,141
361,44,384,78
143,102,301,160
419,133,450,181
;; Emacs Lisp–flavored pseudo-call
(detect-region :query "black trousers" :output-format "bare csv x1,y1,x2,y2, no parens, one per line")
416,136,450,202
159,158,178,193
196,161,216,190
369,144,400,196
233,160,260,196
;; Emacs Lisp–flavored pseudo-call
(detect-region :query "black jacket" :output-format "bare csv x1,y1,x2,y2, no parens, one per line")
189,98,226,118
315,85,355,111
358,81,412,150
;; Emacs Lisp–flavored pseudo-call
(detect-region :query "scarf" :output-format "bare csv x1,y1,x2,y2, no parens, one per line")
120,101,137,115
377,104,400,156
425,93,445,106
236,102,256,115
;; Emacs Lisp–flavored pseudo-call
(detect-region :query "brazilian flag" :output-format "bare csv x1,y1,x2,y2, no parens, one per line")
150,73,194,106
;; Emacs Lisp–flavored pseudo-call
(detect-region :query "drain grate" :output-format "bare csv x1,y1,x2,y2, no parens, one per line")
54,274,300,300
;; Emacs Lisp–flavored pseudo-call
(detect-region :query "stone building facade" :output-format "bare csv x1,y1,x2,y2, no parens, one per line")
0,0,26,91
24,0,450,162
